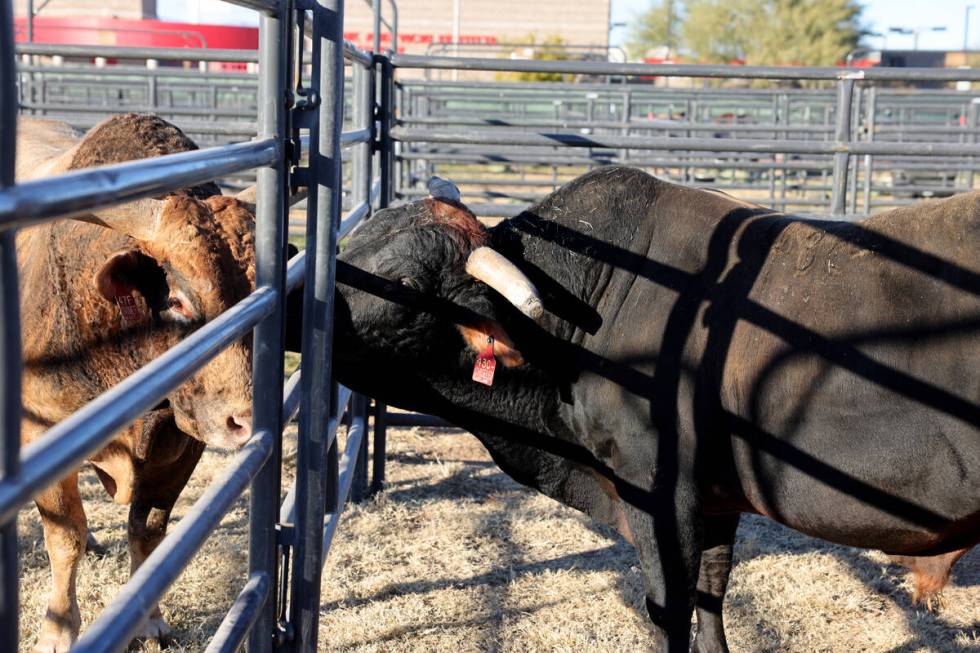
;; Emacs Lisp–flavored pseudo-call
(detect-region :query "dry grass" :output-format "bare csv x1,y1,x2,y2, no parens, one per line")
16,426,980,652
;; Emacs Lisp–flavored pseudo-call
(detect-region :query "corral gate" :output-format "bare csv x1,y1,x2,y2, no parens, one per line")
5,2,980,652
0,0,396,651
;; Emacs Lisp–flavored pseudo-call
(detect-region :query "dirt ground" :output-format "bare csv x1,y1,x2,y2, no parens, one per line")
16,425,980,652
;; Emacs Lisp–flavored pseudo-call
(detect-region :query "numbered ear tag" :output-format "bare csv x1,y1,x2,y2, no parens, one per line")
472,336,496,386
115,294,144,324
113,286,144,325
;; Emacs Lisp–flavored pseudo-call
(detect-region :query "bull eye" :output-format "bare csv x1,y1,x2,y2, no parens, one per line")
399,277,417,289
166,295,194,321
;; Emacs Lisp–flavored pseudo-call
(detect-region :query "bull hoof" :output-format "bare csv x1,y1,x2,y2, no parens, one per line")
918,591,948,613
85,531,109,556
130,617,172,651
31,629,75,653
33,609,80,653
692,632,730,653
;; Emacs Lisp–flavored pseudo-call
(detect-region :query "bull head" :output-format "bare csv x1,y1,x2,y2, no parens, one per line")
330,176,543,404
38,114,257,448
427,176,544,323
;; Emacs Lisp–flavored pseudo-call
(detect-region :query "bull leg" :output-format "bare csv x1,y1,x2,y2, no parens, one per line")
692,514,739,653
33,473,86,653
621,477,703,653
128,427,204,648
889,547,971,611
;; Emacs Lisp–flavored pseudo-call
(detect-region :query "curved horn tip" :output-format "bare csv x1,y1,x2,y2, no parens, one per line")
521,297,545,322
427,175,461,202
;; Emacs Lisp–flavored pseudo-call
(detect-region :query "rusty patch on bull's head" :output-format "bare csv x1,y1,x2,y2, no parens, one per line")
422,198,488,251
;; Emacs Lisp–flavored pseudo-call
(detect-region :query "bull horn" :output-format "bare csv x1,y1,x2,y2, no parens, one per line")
76,198,168,242
32,123,170,241
464,246,544,322
235,184,257,206
428,176,461,202
235,184,310,211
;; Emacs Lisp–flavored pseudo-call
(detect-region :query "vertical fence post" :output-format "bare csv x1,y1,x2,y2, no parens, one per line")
830,78,855,216
247,4,291,653
863,86,877,214
349,394,369,503
351,62,372,213
967,100,978,191
370,400,387,495
369,51,395,497
0,1,21,650
349,61,373,503
848,86,861,215
288,0,345,649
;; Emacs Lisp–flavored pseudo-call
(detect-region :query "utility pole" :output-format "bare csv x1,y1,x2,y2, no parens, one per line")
966,5,975,58
665,0,674,53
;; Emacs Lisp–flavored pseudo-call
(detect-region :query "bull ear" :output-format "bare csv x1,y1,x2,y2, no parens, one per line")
94,249,167,322
456,322,524,367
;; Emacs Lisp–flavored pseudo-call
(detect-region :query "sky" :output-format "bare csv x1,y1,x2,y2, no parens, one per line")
159,0,977,53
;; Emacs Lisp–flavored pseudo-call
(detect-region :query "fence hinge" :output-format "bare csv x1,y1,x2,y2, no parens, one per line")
274,619,295,649
291,88,320,131
277,523,296,547
291,167,311,189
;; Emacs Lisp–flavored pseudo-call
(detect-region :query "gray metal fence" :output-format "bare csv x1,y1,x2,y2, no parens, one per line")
16,46,980,217
0,1,392,652
391,66,980,217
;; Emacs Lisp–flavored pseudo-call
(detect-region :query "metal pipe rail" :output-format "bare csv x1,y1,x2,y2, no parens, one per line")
205,572,272,653
392,126,980,158
0,138,278,230
16,42,261,63
71,429,276,653
0,286,275,527
1,0,392,652
392,53,980,82
0,1,19,651
17,63,260,79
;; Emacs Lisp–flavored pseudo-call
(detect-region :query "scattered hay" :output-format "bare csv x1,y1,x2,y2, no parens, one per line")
16,426,980,652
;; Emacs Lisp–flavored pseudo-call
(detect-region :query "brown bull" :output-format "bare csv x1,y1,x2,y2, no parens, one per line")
16,114,259,652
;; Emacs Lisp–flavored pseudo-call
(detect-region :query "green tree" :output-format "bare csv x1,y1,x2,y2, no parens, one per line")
497,34,573,83
681,0,761,63
681,0,864,65
627,0,864,66
626,1,679,58
756,0,865,66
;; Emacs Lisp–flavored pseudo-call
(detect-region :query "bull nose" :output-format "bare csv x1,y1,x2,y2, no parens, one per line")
224,409,253,445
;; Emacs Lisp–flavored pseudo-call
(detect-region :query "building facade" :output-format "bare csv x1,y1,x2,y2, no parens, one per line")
13,0,155,20
342,0,612,56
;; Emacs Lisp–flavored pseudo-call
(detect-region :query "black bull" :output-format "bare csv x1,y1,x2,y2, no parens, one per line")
287,167,980,651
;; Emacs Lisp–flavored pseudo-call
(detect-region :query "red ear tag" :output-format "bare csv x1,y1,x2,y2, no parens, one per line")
110,281,144,324
472,336,496,386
